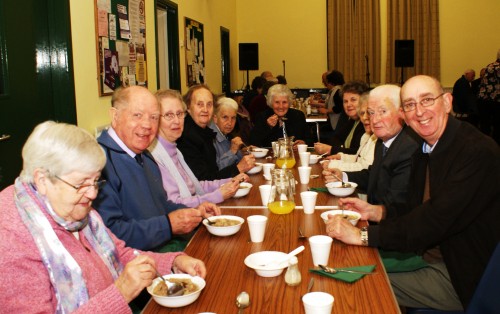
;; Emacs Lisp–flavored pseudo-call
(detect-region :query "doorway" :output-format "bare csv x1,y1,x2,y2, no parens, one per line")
156,0,181,91
220,27,230,95
0,0,76,190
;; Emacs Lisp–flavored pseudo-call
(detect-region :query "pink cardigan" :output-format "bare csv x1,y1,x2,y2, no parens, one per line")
0,185,183,313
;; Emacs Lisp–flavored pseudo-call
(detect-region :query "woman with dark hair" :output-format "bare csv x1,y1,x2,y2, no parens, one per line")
315,80,369,155
313,70,345,134
242,76,266,110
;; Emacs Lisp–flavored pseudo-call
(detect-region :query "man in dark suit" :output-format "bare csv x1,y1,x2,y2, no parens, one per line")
452,69,478,126
323,84,420,218
325,75,500,311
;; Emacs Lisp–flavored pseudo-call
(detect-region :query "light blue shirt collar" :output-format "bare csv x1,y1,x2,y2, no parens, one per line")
107,127,139,158
422,140,439,154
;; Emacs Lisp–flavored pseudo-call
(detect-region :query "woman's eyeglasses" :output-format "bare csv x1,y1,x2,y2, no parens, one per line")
55,175,106,194
161,111,187,121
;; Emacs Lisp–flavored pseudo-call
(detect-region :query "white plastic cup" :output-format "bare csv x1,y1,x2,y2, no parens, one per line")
297,144,308,154
262,163,275,180
259,184,276,206
247,215,268,243
299,152,311,167
302,292,334,314
308,235,333,266
298,166,312,184
300,191,318,214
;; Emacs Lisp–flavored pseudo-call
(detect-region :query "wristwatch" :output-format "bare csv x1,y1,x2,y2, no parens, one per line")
360,227,369,246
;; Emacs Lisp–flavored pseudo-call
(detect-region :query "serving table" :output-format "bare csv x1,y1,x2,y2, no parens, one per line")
142,157,400,314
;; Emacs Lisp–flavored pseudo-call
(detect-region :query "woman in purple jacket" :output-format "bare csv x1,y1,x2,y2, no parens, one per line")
149,89,249,207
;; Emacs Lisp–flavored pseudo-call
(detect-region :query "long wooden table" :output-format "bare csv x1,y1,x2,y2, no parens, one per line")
142,157,400,314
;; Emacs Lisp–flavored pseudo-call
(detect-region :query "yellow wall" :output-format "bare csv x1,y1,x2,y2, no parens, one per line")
439,0,500,87
70,0,500,133
236,0,328,89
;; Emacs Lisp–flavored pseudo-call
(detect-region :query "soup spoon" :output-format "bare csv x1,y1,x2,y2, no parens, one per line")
133,250,185,296
319,264,374,275
204,217,216,225
331,173,352,188
236,291,250,314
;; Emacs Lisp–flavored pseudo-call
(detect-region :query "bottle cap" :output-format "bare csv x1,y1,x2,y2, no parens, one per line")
289,256,298,264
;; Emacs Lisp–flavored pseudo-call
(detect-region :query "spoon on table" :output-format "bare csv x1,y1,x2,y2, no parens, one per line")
331,173,352,188
133,250,185,296
236,291,250,314
306,278,314,293
319,264,375,275
298,227,307,240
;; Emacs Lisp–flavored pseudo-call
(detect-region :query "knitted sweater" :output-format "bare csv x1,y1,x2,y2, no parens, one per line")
0,185,182,313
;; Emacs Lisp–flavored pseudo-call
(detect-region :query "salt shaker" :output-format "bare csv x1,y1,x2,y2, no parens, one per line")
284,256,301,286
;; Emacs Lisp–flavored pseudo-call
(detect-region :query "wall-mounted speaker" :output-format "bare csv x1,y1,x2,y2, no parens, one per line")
239,43,259,70
395,40,414,67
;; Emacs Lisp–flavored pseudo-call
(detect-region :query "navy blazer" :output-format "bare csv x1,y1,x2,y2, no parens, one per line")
347,125,421,218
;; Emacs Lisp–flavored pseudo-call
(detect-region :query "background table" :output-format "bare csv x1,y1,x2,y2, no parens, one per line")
142,156,400,314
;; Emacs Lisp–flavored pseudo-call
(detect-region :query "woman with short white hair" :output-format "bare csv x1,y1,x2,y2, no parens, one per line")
250,84,308,147
209,97,248,170
0,121,206,313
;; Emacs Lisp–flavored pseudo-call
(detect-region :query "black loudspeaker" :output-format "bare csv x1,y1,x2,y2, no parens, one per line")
239,43,259,70
395,40,414,67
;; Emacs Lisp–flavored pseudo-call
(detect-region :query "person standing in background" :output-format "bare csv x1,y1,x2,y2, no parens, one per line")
452,69,478,127
478,49,500,144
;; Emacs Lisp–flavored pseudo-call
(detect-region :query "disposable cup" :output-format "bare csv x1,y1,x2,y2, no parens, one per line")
259,184,276,206
300,191,317,214
302,292,334,314
298,166,312,184
299,152,311,167
262,163,276,178
297,144,308,154
247,215,268,243
308,235,333,266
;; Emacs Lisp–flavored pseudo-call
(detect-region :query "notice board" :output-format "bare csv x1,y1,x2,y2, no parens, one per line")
95,0,147,96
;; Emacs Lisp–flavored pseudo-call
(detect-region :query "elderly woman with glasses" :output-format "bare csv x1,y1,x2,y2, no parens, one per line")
0,121,206,313
250,84,308,148
150,90,248,207
177,85,255,181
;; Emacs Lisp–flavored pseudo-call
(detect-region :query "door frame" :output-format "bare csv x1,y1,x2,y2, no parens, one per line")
220,27,230,95
155,0,181,91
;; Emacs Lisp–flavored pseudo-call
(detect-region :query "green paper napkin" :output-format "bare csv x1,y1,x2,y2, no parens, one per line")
309,265,376,283
309,187,329,193
380,250,429,273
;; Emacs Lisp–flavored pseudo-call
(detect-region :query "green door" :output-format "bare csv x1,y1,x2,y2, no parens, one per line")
0,0,76,190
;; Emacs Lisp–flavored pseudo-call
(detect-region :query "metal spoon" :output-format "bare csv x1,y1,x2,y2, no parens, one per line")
319,264,374,275
133,250,185,296
204,217,216,225
306,278,314,293
298,227,307,240
236,291,250,314
331,173,352,188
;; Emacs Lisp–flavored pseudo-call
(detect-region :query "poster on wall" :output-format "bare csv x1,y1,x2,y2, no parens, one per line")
185,17,205,87
95,0,147,96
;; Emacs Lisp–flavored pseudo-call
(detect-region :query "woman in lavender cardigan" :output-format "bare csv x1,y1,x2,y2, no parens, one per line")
150,89,249,207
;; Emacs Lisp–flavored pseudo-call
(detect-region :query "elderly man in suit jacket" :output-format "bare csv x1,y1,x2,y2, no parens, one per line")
325,75,500,311
323,84,420,218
